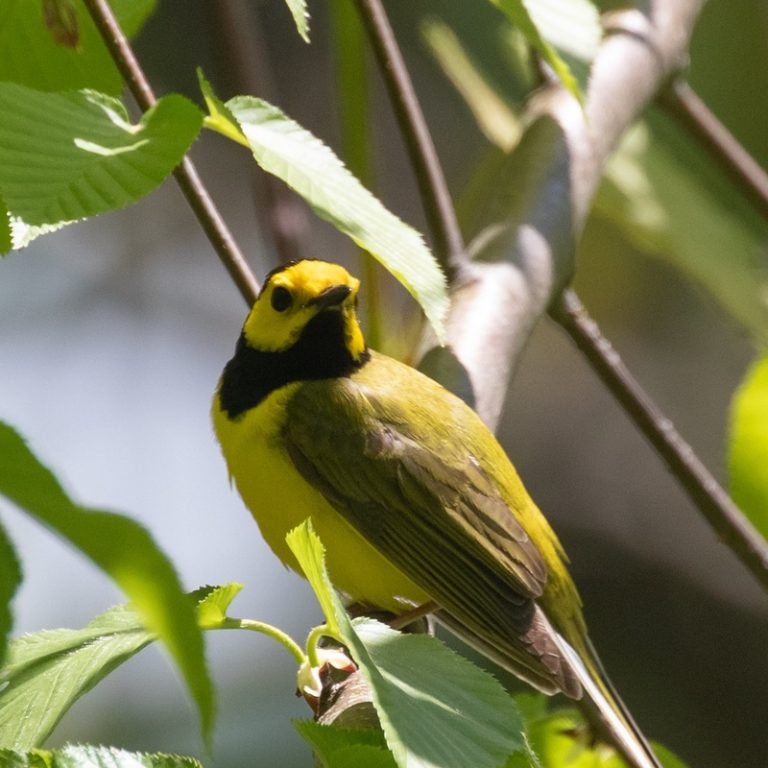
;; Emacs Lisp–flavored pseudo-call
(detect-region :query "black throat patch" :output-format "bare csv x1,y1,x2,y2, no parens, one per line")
218,309,370,419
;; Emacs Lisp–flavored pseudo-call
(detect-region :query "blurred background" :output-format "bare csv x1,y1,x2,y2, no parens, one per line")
1,1,767,766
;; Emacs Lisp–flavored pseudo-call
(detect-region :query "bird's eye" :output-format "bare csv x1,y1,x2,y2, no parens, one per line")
271,286,293,312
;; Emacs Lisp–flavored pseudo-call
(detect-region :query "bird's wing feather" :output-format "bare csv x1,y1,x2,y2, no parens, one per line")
283,368,580,695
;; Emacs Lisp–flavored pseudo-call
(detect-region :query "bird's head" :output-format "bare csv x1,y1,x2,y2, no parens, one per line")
243,259,366,361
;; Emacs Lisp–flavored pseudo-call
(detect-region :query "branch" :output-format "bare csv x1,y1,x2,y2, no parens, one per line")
82,0,260,306
355,0,467,281
445,4,702,427
659,79,768,222
551,290,768,592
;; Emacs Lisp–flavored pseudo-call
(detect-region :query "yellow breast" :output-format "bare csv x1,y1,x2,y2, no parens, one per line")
212,383,429,613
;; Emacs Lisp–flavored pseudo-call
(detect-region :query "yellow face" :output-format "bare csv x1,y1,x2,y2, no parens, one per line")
243,260,366,358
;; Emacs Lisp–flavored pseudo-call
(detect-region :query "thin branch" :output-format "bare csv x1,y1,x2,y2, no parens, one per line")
355,0,467,282
659,79,768,222
552,290,768,592
82,0,260,306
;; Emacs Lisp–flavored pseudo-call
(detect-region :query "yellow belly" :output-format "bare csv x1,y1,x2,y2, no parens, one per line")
212,384,428,613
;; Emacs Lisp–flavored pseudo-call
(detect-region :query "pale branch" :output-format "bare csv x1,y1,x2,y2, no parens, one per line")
355,0,467,282
659,79,768,222
451,3,703,428
82,0,260,306
551,290,768,592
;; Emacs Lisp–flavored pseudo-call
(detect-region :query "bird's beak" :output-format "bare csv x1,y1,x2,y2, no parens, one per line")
307,284,352,311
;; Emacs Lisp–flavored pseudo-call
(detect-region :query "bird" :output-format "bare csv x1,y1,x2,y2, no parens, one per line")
211,259,662,768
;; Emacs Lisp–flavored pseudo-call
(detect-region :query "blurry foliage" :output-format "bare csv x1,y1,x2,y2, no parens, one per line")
1,0,768,767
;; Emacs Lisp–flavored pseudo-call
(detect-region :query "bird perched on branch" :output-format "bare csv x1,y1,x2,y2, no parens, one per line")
212,259,661,768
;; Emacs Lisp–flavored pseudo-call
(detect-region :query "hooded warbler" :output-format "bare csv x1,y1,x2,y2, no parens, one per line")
212,259,661,768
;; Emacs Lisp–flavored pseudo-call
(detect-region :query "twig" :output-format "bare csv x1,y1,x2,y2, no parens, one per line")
551,289,768,591
659,80,768,222
82,0,260,306
355,0,467,282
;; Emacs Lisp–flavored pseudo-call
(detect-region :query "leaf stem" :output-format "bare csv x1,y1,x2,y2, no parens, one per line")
551,288,768,592
355,0,467,282
306,624,342,668
81,0,260,306
221,617,306,665
658,80,768,222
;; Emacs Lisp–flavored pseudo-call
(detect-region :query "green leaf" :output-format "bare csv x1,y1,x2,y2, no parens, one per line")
0,521,22,667
0,195,11,254
295,721,395,768
525,709,686,768
0,0,156,94
0,422,214,744
729,355,768,540
348,619,526,768
519,0,600,62
285,521,340,638
317,745,397,768
528,710,625,767
282,0,310,43
0,745,202,768
0,85,202,247
0,604,155,749
199,73,448,342
286,521,527,768
598,112,768,345
195,583,244,629
488,0,584,102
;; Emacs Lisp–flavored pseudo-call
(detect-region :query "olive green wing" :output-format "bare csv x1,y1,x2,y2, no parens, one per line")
283,373,581,696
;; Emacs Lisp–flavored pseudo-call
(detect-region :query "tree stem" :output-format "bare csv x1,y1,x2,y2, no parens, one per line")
82,0,260,306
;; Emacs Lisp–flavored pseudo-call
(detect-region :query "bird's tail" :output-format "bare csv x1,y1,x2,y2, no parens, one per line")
554,631,663,768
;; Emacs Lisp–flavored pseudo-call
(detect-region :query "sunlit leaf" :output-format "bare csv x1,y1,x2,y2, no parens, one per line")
282,0,310,43
195,583,244,629
729,355,768,541
522,0,600,63
0,422,214,743
349,619,526,768
286,520,527,768
0,85,201,251
199,73,448,342
285,521,340,638
0,745,201,768
487,0,584,102
0,0,156,93
0,604,154,749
